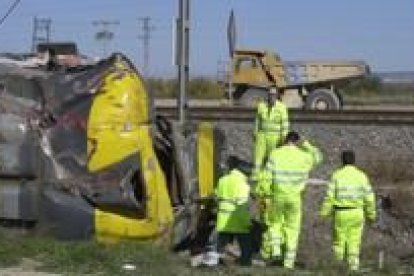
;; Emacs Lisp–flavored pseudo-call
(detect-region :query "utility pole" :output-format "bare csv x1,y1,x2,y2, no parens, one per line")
216,59,228,84
92,20,119,57
227,10,237,104
176,0,190,124
138,17,154,77
31,17,51,52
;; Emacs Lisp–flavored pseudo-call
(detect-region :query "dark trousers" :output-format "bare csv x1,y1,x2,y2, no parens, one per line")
217,232,252,266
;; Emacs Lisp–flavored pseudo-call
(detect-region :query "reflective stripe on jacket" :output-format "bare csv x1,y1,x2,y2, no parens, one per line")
265,141,322,196
320,165,376,221
254,100,289,138
215,169,251,233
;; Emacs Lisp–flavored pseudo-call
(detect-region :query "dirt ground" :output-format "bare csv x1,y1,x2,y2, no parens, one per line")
0,268,59,276
297,160,414,274
0,259,59,276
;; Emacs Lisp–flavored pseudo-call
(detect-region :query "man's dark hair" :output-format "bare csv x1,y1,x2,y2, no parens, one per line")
341,150,355,165
227,155,239,170
226,155,250,175
285,131,300,144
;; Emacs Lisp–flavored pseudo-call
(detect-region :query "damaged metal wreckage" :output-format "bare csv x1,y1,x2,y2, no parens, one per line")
0,53,223,246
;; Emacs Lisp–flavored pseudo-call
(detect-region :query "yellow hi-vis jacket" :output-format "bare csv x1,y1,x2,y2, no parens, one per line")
265,141,322,196
215,169,251,233
320,165,376,220
254,100,289,139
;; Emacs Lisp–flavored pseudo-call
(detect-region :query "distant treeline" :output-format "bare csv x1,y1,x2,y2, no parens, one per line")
343,76,414,96
146,76,414,99
146,77,223,99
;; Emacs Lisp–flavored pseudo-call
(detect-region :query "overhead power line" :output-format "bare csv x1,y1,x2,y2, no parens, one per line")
92,20,119,57
138,16,155,76
0,0,22,27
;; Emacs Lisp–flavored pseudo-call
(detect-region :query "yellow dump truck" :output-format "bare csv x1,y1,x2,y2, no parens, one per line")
0,52,222,246
229,49,369,110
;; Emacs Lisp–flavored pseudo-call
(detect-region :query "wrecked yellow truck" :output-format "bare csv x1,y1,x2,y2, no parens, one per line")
0,53,221,244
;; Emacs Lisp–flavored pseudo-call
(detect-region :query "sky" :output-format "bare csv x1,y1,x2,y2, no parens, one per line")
0,0,413,77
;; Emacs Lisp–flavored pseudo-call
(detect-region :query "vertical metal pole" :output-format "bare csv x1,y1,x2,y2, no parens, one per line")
31,17,37,52
103,39,107,57
45,20,51,44
138,17,154,77
185,0,190,90
177,0,190,124
227,10,236,105
31,17,52,52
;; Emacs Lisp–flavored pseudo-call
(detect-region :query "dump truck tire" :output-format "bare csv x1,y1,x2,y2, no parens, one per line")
305,88,341,110
238,88,267,106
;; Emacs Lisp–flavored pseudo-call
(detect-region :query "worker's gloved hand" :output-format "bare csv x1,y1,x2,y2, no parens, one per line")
258,199,266,213
259,198,272,213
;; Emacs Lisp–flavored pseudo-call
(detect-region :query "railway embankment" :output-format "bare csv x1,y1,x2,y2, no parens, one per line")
218,121,414,270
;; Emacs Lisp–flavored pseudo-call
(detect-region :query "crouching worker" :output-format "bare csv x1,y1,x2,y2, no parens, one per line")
215,155,252,266
320,150,376,271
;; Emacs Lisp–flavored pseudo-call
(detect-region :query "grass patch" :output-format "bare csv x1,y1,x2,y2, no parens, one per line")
343,95,414,106
0,234,187,275
0,232,411,275
147,77,223,99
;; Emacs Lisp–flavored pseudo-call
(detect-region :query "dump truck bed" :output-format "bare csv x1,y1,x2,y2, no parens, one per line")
230,49,369,90
270,60,367,89
280,60,369,87
230,49,370,109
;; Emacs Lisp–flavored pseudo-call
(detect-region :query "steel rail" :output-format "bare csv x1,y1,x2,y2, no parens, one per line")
156,106,414,125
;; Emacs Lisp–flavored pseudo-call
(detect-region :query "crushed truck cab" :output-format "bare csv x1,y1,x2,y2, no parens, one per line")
0,53,222,244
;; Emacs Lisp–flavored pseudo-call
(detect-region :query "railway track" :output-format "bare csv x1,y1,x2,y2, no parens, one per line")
156,106,414,125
